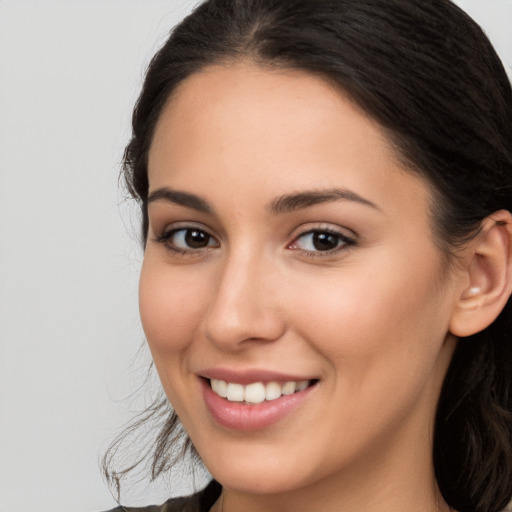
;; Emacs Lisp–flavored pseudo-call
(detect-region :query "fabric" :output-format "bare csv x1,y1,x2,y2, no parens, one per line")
103,480,222,512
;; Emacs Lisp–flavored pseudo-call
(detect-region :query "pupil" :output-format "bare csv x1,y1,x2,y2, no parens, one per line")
185,230,209,248
313,232,338,251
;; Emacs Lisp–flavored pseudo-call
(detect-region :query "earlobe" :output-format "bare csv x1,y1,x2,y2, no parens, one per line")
462,286,482,298
449,210,512,338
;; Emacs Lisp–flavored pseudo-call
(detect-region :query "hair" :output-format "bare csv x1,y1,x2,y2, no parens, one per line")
103,1,512,511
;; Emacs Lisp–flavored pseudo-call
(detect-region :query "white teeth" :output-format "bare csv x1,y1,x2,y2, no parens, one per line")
210,378,312,403
226,382,244,402
265,381,282,401
212,379,227,398
297,380,309,392
244,382,266,404
217,379,228,398
281,381,296,395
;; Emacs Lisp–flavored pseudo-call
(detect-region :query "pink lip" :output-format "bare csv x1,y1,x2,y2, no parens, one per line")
200,374,317,431
200,367,316,385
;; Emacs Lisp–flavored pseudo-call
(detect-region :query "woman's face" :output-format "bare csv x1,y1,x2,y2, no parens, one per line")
141,63,460,497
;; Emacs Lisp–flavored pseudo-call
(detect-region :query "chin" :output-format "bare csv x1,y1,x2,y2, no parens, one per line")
210,463,310,496
198,440,332,496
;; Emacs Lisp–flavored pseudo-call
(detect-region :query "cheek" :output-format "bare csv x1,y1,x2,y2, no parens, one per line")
139,258,208,354
289,245,450,381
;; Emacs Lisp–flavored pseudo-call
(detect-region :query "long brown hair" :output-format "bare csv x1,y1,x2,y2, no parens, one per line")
104,2,512,510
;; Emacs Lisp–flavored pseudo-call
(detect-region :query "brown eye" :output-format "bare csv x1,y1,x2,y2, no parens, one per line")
311,232,340,251
159,228,219,251
184,229,211,248
289,229,356,254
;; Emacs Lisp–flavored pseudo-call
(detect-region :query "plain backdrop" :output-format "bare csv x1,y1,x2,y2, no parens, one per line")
0,1,511,511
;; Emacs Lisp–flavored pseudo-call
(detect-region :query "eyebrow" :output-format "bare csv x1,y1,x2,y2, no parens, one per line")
147,187,213,213
147,186,379,215
269,188,379,214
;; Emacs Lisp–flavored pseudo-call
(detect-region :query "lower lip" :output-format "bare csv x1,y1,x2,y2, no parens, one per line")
201,379,316,431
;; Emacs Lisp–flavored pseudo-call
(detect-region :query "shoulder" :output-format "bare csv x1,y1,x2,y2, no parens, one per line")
103,495,193,512
102,481,222,512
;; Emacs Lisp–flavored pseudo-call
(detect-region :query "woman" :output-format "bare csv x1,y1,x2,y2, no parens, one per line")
104,1,512,511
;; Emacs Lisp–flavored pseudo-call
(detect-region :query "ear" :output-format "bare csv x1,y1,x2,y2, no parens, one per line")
449,210,512,338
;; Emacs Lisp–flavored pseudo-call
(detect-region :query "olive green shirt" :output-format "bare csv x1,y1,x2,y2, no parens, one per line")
104,480,221,512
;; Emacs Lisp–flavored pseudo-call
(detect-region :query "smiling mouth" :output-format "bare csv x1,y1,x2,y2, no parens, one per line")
208,378,318,404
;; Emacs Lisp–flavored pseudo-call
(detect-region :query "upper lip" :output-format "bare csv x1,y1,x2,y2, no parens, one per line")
199,367,317,385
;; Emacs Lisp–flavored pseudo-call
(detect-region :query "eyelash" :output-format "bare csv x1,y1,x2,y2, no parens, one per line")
288,227,357,258
154,226,357,257
154,226,219,256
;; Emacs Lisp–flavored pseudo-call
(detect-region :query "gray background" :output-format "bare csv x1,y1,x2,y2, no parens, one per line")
0,1,511,511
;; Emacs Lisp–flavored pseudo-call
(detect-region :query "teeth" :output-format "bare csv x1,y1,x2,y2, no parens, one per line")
244,382,266,404
210,378,312,403
226,383,244,402
265,381,282,401
211,378,227,398
297,380,309,391
281,381,296,395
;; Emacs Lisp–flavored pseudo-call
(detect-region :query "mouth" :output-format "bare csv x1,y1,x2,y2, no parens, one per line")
207,378,317,404
200,373,319,431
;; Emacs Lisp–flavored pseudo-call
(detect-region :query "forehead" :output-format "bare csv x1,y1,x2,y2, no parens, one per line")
148,62,431,223
151,62,388,156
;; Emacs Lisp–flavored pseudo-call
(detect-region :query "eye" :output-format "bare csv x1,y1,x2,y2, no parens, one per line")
288,229,355,254
156,227,219,252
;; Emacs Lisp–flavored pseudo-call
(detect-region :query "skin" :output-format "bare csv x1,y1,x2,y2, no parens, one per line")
140,62,463,512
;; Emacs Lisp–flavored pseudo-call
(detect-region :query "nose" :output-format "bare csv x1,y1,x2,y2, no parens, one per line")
202,249,286,350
